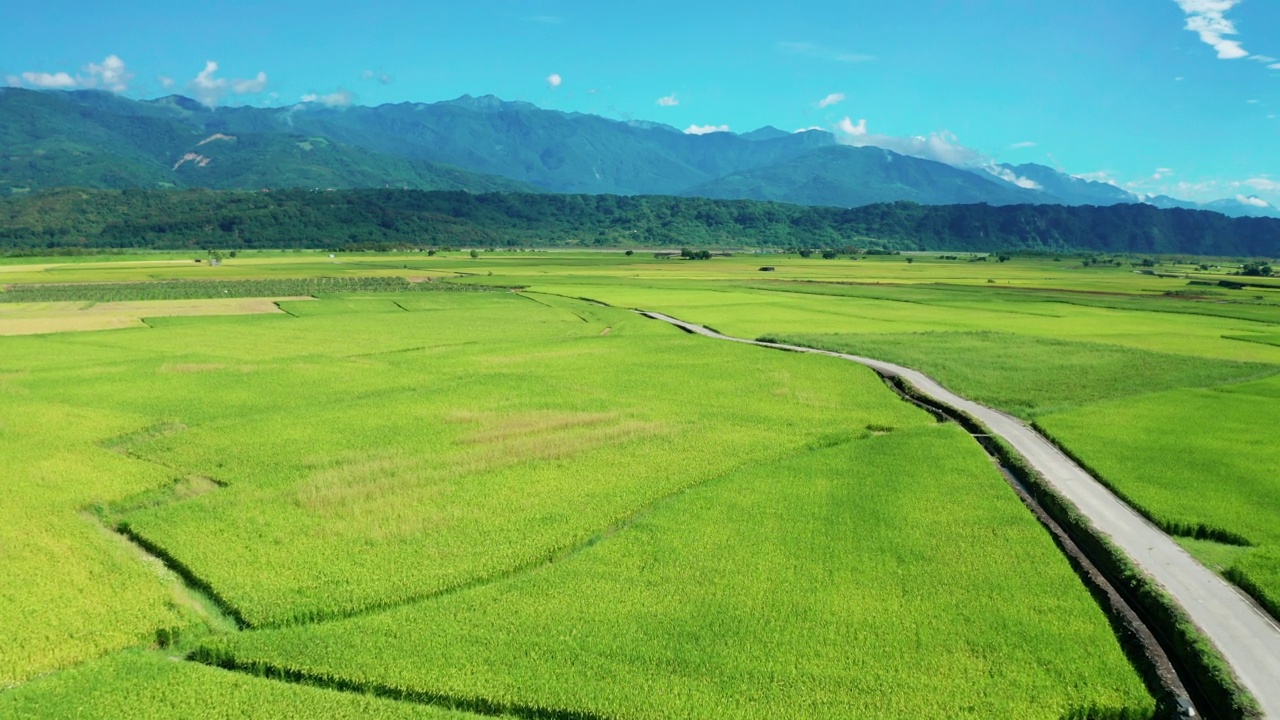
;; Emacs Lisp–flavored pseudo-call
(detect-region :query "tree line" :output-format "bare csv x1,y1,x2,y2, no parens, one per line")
2,188,1278,257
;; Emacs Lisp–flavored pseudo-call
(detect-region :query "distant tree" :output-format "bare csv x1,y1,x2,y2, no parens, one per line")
798,249,813,258
821,249,838,259
1241,261,1274,277
624,249,634,256
469,249,479,259
905,257,915,264
997,254,1011,263
679,248,712,260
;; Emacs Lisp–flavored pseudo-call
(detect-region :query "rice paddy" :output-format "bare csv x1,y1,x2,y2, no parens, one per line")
3,250,1276,718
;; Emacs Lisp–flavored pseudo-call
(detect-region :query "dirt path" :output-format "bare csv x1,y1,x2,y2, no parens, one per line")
641,310,1280,719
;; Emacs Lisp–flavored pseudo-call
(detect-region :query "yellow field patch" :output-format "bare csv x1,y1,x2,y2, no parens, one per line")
0,297,314,336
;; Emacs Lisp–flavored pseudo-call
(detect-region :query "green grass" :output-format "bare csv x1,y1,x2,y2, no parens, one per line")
201,427,1154,720
1177,538,1256,574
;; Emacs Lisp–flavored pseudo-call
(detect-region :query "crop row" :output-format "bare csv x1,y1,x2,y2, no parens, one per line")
0,277,503,303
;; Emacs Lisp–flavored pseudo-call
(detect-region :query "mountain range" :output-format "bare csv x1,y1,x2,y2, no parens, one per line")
2,87,1275,218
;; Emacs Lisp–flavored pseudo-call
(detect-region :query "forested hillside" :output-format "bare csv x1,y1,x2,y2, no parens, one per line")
6,89,1278,218
3,188,1278,256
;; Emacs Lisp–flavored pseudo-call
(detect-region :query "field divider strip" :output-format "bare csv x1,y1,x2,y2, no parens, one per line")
114,522,250,630
187,653,614,720
634,308,1273,720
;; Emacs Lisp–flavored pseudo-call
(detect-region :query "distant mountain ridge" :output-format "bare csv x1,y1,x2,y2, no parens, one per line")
0,88,536,194
684,145,1045,207
1,87,1274,217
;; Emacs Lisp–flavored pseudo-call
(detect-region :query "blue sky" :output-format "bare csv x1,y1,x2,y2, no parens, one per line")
2,0,1277,204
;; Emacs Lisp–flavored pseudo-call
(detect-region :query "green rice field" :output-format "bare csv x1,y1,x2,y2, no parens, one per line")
3,250,1278,718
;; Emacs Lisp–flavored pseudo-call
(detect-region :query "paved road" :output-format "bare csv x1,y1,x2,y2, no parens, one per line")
643,311,1280,718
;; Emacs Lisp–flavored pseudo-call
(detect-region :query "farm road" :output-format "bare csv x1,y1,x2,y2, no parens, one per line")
640,310,1280,719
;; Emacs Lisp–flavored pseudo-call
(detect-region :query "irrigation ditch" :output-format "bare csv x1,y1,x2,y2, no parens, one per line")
637,309,1270,720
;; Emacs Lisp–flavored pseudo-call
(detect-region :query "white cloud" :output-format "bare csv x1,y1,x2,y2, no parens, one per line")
984,165,1042,190
8,55,133,93
1174,0,1249,59
189,61,227,106
833,116,986,167
685,124,730,135
300,89,354,107
779,41,874,63
1125,168,1177,191
1243,177,1280,193
1250,55,1276,63
1127,175,1280,207
19,71,77,89
1009,141,1038,150
232,71,268,95
656,94,679,107
81,55,132,92
794,126,825,133
1236,194,1271,207
1247,98,1260,104
545,73,562,89
158,75,175,89
187,61,272,105
1271,63,1280,70
361,70,392,84
817,92,845,109
1074,171,1121,186
837,117,867,136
